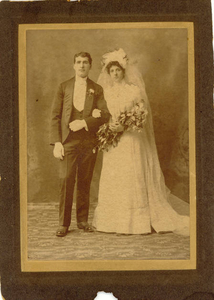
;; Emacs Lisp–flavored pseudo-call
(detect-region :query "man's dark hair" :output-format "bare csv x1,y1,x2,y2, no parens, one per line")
74,52,92,65
106,61,125,74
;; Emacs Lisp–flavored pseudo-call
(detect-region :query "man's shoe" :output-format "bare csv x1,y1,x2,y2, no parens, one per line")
56,226,68,237
77,222,94,232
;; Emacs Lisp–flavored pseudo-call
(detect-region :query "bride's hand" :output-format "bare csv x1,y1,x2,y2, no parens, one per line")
109,121,124,132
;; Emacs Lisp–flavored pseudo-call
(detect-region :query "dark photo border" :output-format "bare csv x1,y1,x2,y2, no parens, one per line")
0,0,213,299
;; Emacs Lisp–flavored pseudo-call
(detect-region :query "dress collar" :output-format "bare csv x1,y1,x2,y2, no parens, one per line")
112,79,126,87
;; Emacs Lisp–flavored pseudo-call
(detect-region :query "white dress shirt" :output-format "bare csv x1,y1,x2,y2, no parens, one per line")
73,76,87,111
72,75,88,131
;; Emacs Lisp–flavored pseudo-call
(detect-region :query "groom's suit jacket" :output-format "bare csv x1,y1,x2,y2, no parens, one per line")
50,77,110,145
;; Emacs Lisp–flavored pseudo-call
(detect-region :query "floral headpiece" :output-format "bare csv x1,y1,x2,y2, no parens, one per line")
101,48,128,70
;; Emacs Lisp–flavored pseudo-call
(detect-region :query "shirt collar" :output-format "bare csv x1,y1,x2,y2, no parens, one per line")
75,75,87,85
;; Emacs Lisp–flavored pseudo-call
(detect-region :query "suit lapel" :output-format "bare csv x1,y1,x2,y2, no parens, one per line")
64,77,75,125
83,79,94,118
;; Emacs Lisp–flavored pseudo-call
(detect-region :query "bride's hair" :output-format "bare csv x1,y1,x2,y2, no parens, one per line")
106,61,125,75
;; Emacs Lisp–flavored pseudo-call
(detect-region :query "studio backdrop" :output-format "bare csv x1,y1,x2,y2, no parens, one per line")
26,26,189,204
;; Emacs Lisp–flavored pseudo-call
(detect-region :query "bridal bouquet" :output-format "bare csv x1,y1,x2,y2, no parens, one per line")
96,102,148,152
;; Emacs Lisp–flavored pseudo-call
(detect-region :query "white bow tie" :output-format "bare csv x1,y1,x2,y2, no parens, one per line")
75,81,86,86
75,76,87,86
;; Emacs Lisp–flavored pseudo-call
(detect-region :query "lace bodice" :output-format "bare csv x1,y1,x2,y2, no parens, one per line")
104,81,142,121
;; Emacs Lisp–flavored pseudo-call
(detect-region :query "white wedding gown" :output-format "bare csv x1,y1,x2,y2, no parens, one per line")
92,81,189,235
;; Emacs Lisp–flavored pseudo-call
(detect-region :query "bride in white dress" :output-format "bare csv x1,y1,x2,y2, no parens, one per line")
92,49,189,236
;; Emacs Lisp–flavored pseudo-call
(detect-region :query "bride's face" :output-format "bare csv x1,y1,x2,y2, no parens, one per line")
109,65,124,83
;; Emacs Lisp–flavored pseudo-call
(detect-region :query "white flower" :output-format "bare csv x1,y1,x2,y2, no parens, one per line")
89,88,95,94
92,109,101,118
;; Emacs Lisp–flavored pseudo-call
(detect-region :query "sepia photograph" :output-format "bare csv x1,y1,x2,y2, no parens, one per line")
19,22,196,272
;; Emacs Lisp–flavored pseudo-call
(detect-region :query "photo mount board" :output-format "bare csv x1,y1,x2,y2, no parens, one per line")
0,1,213,299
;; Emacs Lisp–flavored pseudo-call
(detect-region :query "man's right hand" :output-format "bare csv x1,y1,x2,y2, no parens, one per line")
53,142,64,160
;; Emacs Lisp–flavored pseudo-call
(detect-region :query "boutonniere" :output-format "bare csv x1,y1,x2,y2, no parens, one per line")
92,109,101,118
88,88,95,95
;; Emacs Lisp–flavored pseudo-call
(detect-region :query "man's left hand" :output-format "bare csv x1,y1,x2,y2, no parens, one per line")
69,120,87,132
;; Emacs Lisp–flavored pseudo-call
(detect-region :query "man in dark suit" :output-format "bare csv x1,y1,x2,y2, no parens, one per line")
50,52,110,237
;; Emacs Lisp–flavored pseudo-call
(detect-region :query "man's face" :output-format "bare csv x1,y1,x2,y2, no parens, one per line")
73,56,91,78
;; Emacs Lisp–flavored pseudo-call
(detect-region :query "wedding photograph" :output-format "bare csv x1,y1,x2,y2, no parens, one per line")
19,22,196,272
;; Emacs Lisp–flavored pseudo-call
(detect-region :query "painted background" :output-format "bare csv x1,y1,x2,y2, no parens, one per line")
26,27,189,203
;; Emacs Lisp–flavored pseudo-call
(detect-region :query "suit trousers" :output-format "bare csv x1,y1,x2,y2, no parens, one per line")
58,137,97,226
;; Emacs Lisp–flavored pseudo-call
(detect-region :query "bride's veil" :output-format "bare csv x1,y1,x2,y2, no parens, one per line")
97,48,189,236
